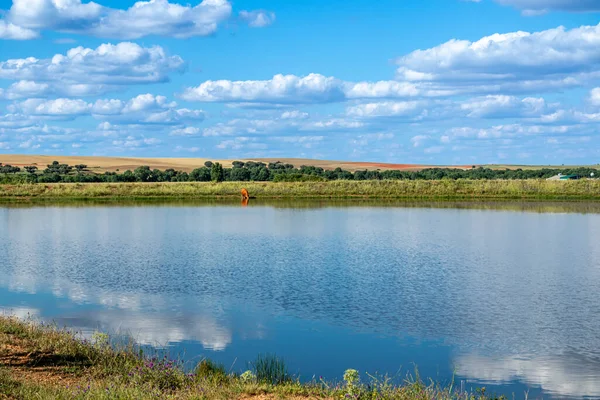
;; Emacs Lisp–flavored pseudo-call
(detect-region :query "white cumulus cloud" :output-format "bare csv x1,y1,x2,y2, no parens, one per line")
396,23,600,94
181,74,448,105
1,0,274,40
0,42,185,91
239,10,276,28
0,80,116,99
281,110,309,119
346,101,422,118
8,94,204,126
460,95,548,118
181,74,347,104
0,20,38,39
590,88,600,106
216,137,267,150
9,98,91,116
171,127,202,136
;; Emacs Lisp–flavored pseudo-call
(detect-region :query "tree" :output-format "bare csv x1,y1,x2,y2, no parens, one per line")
256,167,270,181
232,161,245,169
0,164,20,174
150,169,163,182
190,167,211,182
338,170,354,180
133,166,152,182
120,170,136,182
24,166,38,174
245,161,265,169
37,173,61,183
211,162,224,182
163,168,177,181
44,161,72,175
268,161,285,170
174,172,189,182
103,172,119,182
354,170,367,181
229,167,251,181
204,161,213,168
75,164,87,172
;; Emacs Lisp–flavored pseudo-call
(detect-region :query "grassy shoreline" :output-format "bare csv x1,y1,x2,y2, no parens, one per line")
0,316,499,399
1,180,600,201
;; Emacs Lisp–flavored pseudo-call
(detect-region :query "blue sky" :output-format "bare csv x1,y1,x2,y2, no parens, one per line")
1,0,599,164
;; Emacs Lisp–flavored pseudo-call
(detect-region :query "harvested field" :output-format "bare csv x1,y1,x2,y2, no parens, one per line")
0,155,467,173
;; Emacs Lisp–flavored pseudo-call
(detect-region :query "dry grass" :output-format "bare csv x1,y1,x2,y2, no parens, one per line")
1,180,600,201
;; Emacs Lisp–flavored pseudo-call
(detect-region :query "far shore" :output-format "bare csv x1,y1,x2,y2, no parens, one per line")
1,180,600,201
2,154,597,173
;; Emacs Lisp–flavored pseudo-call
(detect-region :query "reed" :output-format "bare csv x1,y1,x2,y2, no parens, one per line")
251,354,290,385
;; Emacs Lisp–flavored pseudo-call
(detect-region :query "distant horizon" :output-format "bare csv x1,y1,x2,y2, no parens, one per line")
1,154,598,171
1,0,600,164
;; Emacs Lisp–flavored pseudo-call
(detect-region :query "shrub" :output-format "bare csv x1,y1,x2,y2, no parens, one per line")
195,359,227,381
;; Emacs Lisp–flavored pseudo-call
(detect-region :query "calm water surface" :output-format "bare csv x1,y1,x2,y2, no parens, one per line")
1,201,600,399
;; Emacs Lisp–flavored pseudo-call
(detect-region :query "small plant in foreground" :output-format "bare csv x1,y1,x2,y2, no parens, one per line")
92,332,109,350
240,370,256,383
252,353,290,385
343,368,360,397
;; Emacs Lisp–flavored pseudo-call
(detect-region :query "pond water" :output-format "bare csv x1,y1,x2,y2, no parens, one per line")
1,201,600,399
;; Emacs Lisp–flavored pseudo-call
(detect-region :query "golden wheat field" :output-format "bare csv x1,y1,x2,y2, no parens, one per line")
0,154,469,173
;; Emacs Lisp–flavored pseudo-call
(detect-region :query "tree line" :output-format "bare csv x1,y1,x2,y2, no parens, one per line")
0,160,598,184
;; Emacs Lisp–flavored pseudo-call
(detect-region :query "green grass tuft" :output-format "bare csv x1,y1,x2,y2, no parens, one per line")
251,353,290,385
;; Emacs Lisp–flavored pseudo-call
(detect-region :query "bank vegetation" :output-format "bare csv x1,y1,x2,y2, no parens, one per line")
0,316,505,399
1,179,599,201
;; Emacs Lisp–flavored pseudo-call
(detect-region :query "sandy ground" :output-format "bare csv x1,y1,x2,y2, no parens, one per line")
0,155,471,173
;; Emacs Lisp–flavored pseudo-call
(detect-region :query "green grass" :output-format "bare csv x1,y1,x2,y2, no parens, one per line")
1,179,600,201
0,316,508,399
